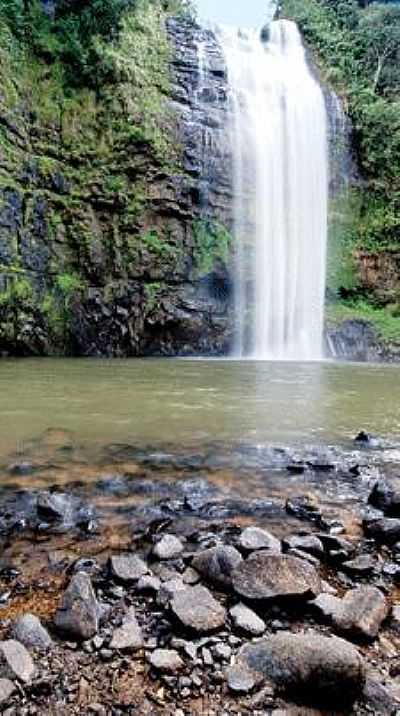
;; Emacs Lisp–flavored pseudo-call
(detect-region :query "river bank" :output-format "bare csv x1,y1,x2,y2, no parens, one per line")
0,429,400,714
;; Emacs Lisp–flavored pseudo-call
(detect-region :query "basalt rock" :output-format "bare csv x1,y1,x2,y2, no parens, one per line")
235,631,365,704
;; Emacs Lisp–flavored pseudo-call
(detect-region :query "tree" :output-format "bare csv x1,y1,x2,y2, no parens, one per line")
357,5,400,94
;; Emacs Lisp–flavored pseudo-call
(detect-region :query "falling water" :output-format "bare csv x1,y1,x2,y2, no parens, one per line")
219,20,328,360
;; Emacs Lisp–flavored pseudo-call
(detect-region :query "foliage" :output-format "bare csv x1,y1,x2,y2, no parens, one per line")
193,220,232,277
326,299,400,342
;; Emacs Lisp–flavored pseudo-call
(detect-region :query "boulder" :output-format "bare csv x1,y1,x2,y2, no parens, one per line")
335,586,389,640
12,614,52,650
54,572,99,640
171,585,226,633
149,649,184,673
238,527,281,554
230,603,266,636
192,545,242,588
153,535,184,560
0,640,35,683
232,554,321,603
363,517,400,545
235,631,365,704
283,535,324,559
110,607,143,651
109,554,149,582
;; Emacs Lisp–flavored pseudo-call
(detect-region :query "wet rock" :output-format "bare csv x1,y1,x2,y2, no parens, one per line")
153,535,184,560
335,586,389,640
54,572,99,640
230,603,266,636
354,431,380,446
369,481,400,517
232,554,321,603
236,631,365,703
171,585,226,633
109,554,149,582
192,545,243,588
8,461,34,476
342,554,378,577
283,535,324,559
110,607,143,651
36,491,94,531
238,526,281,554
12,614,52,650
0,640,35,683
363,517,400,545
0,678,15,704
149,649,184,673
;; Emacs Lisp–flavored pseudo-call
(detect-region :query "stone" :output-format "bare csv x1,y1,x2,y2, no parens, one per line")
182,567,200,585
335,586,389,640
342,554,378,577
226,663,258,693
153,535,184,560
157,577,186,605
236,631,365,703
364,517,400,545
171,585,226,633
314,533,355,559
239,527,281,554
192,545,243,589
368,480,400,516
109,554,149,582
54,572,99,640
214,643,232,660
311,593,342,621
0,679,15,704
283,535,324,558
232,554,321,603
110,607,143,651
230,603,266,636
12,614,52,650
149,649,184,673
137,575,161,593
0,640,36,683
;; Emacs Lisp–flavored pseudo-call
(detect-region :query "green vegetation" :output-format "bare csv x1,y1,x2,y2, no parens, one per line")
193,220,232,277
326,299,400,343
284,0,400,338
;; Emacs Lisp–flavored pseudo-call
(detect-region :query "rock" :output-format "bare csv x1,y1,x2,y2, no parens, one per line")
192,545,243,588
182,567,200,585
314,533,355,560
110,607,143,651
335,586,389,640
0,640,36,683
157,577,186,605
363,673,400,715
0,678,15,704
54,572,99,640
153,535,184,560
363,517,400,545
286,548,320,567
236,631,365,703
214,643,232,660
342,554,378,577
311,593,342,621
230,603,266,636
238,527,281,554
137,575,161,593
149,649,184,673
171,585,226,633
369,480,400,516
12,614,52,650
226,663,258,693
109,554,149,582
232,554,321,603
283,535,324,559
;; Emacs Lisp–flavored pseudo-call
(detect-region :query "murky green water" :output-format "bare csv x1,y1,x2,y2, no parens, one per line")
0,358,399,459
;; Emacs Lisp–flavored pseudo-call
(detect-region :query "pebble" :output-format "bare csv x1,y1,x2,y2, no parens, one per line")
109,554,149,582
149,649,184,673
171,585,226,634
12,614,52,650
110,607,143,651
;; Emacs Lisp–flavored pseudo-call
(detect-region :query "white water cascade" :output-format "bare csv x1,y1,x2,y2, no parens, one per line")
219,20,328,360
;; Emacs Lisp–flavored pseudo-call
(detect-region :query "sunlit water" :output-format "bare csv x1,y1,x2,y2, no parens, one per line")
0,359,399,461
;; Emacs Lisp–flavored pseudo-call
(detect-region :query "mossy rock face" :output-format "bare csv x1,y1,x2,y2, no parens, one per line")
0,5,234,356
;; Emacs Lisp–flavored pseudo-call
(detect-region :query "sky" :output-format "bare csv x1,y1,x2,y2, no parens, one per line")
195,0,274,27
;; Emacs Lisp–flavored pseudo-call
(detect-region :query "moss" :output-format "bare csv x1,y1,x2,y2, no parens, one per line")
144,281,162,311
192,220,232,277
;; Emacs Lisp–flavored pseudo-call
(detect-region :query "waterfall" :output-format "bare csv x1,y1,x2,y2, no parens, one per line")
219,20,328,360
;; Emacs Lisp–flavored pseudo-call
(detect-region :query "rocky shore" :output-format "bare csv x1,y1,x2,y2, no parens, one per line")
0,432,400,714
